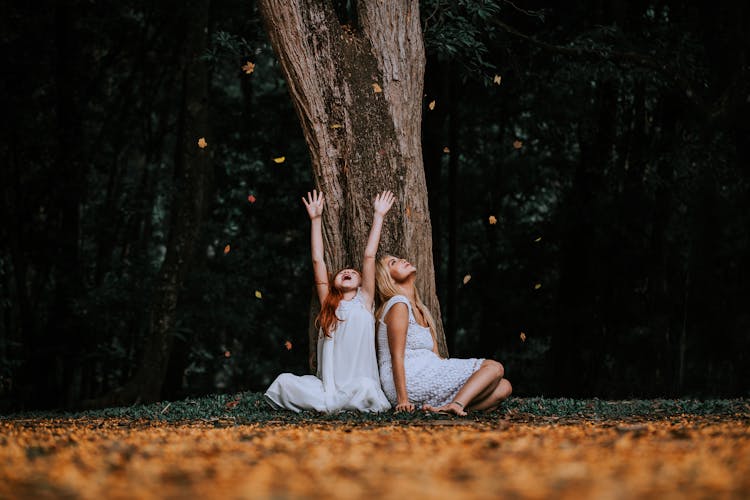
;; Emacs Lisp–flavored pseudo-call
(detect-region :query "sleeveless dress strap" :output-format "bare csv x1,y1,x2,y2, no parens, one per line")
380,295,414,322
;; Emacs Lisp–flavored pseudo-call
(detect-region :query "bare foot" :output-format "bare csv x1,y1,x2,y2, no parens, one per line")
422,401,467,417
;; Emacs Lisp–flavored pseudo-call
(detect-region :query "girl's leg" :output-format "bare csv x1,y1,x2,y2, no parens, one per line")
423,360,504,416
467,378,512,412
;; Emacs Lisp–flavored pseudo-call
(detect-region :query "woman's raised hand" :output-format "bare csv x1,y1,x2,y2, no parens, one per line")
302,190,325,220
373,190,395,217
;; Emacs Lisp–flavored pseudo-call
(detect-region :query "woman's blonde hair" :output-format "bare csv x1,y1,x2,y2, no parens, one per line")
375,255,439,348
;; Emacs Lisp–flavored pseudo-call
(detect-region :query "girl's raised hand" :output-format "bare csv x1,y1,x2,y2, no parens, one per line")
302,190,325,219
373,190,395,217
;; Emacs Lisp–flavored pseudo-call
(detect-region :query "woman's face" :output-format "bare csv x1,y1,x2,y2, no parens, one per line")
385,256,416,283
333,268,361,292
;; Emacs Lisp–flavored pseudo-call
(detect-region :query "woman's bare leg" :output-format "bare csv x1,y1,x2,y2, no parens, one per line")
423,360,504,416
468,378,512,412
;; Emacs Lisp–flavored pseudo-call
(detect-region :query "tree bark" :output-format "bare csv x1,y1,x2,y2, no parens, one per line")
82,0,212,408
258,0,448,366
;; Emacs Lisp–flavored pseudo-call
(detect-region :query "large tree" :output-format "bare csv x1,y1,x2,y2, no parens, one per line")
257,0,448,363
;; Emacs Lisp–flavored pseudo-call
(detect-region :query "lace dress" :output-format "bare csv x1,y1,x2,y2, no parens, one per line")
265,288,391,413
376,295,484,407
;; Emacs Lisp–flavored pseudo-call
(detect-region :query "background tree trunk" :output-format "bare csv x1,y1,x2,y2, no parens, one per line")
83,0,212,408
258,0,448,366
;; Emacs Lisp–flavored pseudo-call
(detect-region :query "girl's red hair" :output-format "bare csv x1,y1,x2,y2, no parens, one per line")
316,280,344,336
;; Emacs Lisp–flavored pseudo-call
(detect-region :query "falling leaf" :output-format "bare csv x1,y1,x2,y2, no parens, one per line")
428,100,436,110
330,123,342,129
534,283,542,290
488,215,497,225
223,244,231,255
255,290,262,299
284,340,293,351
273,156,286,164
463,274,472,285
198,137,208,149
241,61,255,74
534,236,542,242
513,140,523,149
224,351,231,358
247,194,257,204
225,399,240,409
443,146,450,153
372,83,382,93
520,332,527,342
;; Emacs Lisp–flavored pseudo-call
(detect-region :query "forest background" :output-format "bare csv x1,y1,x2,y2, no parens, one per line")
1,0,748,411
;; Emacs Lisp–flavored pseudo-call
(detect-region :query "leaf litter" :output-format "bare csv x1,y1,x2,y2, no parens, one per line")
1,398,746,498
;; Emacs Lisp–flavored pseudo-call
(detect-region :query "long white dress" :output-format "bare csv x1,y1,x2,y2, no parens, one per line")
264,288,391,413
376,295,485,407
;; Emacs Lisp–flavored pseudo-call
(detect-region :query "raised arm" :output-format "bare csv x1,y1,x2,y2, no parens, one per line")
302,190,328,304
361,191,395,308
384,303,414,412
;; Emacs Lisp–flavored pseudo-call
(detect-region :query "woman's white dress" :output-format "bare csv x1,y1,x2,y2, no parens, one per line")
376,295,484,407
264,288,391,413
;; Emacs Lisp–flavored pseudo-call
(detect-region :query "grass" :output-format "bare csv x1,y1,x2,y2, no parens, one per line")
3,393,747,424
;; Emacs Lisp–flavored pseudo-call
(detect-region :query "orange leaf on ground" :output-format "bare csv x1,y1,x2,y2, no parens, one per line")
372,83,382,93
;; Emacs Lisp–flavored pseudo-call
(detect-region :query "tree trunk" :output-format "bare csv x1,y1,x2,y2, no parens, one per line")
422,56,449,305
258,0,448,366
552,81,616,396
82,0,212,408
49,0,86,409
445,73,459,355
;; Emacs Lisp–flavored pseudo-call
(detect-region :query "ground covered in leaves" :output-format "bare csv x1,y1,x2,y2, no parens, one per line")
1,396,748,498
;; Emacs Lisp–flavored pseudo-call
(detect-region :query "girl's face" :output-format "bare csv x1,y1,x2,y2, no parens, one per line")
333,268,361,292
386,256,416,283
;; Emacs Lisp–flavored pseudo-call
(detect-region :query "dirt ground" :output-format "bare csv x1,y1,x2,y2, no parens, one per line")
1,415,748,499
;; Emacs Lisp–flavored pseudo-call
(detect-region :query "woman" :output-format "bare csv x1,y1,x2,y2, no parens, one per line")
264,190,394,413
375,256,512,415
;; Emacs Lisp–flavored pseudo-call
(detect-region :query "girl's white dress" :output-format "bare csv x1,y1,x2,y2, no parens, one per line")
376,295,484,407
264,288,391,413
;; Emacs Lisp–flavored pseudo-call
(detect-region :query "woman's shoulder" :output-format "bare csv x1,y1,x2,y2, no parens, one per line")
386,294,409,304
380,295,411,319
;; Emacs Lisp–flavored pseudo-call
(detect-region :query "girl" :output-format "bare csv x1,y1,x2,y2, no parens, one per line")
375,255,512,415
264,190,395,413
